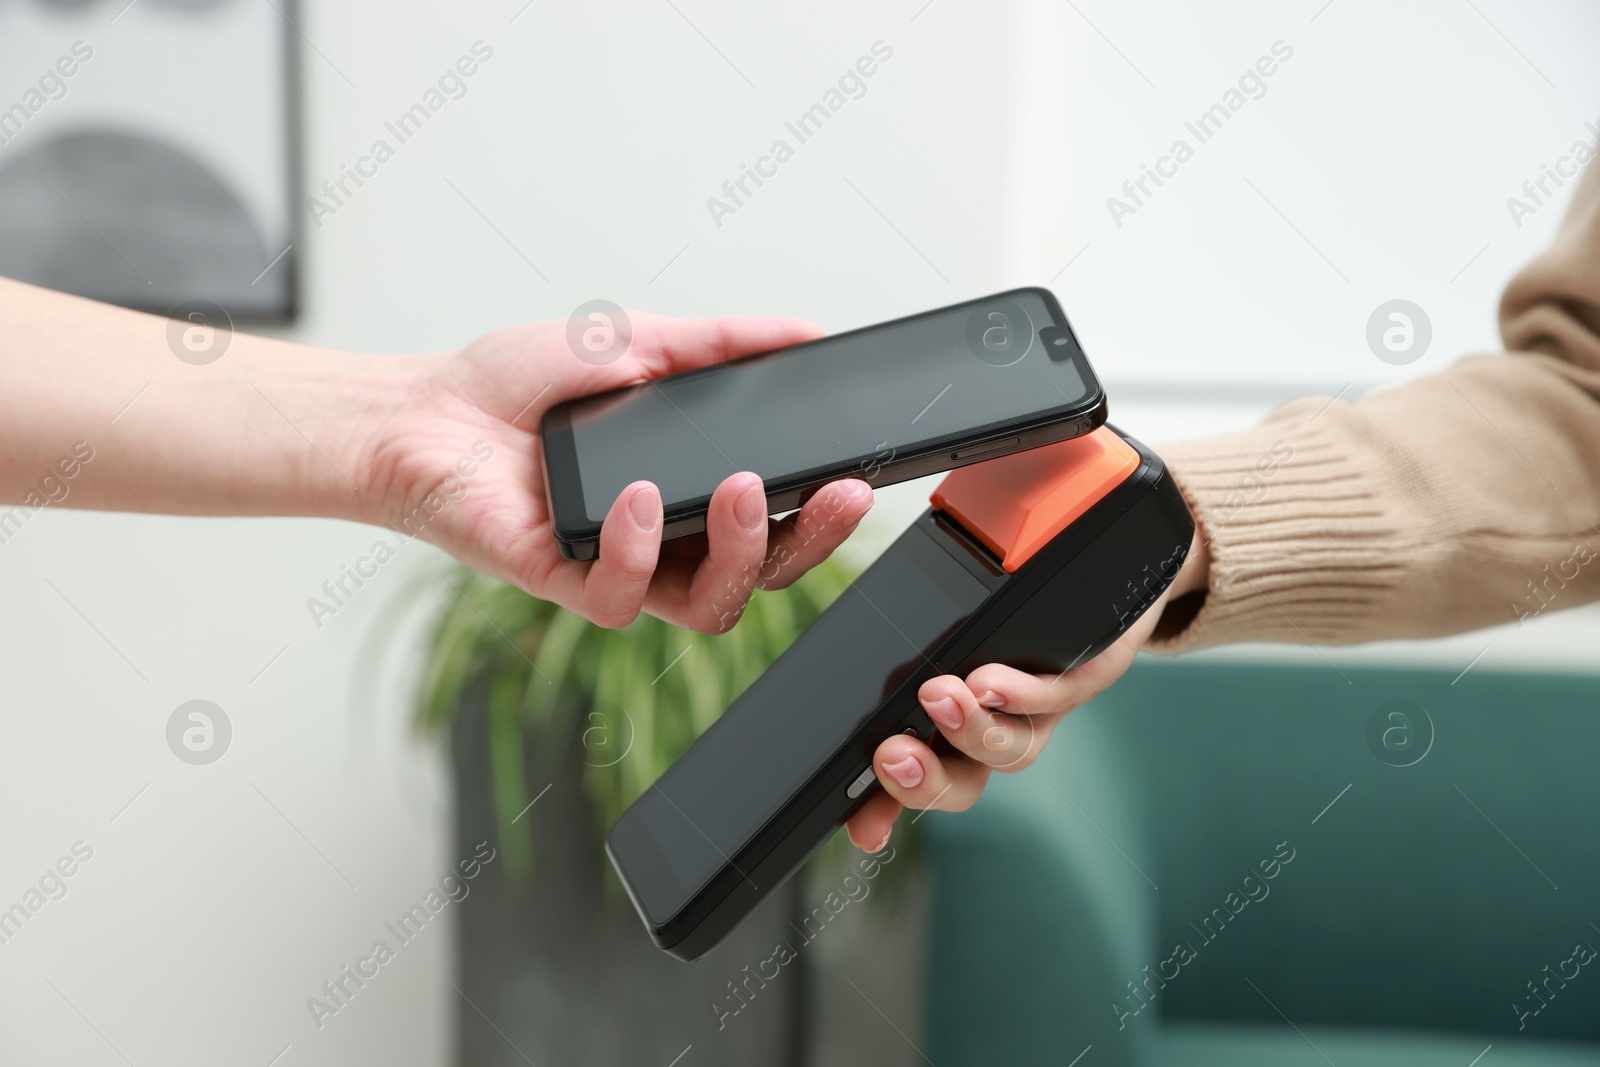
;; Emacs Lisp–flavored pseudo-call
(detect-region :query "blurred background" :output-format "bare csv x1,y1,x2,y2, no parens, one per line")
2,1,1599,1065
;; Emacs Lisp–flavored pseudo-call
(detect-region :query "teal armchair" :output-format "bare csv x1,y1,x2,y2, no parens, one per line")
924,659,1600,1066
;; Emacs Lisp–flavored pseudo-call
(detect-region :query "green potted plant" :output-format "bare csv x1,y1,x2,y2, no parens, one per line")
416,557,854,883
405,554,921,1066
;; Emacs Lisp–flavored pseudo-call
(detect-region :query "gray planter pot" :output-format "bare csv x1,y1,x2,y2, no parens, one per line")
449,693,926,1067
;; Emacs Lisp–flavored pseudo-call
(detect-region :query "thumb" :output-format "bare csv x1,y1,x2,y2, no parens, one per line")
629,313,826,378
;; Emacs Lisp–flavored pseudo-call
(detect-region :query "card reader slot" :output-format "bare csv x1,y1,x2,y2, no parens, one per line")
929,510,1006,578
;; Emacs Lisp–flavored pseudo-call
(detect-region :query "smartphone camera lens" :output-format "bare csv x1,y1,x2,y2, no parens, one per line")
1040,326,1078,362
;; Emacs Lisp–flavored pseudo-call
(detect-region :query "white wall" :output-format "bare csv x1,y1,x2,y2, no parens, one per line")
2,2,1598,1066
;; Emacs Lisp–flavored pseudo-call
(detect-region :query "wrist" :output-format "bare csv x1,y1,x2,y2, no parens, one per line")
186,337,435,526
277,346,444,527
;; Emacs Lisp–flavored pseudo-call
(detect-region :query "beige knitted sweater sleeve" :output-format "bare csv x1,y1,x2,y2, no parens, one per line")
1148,156,1600,652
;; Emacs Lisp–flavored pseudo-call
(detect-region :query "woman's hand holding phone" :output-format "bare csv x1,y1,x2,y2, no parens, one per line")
358,313,873,632
540,288,1106,560
843,529,1210,852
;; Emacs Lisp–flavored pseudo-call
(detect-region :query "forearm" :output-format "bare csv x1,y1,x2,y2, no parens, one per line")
1149,351,1600,650
0,277,422,523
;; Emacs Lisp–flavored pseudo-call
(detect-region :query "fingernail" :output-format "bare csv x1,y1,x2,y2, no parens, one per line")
734,480,766,531
824,481,870,516
977,690,1007,709
925,696,964,731
883,755,924,789
870,828,892,853
628,487,660,532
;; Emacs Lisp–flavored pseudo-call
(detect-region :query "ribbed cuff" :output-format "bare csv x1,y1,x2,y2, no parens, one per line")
1146,397,1408,653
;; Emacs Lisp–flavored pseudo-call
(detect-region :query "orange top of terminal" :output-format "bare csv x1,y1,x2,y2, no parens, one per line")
930,427,1140,572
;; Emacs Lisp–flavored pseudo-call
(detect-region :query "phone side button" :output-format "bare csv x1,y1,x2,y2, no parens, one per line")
846,766,877,799
952,436,1020,462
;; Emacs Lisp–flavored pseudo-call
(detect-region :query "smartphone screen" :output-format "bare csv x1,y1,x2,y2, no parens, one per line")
614,525,989,922
545,288,1100,541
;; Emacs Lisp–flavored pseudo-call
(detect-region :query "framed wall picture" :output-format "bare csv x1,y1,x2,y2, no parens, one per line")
0,0,298,321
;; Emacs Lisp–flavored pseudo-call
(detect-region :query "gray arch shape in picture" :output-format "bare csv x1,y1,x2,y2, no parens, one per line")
0,128,287,317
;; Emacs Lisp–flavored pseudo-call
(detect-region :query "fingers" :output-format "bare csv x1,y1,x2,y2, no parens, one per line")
644,474,872,630
676,472,772,632
758,479,873,590
871,733,991,816
956,663,1079,719
1005,600,1164,709
633,314,826,377
907,602,1170,769
580,481,662,627
914,672,1053,772
841,559,1184,853
846,791,902,853
846,732,995,855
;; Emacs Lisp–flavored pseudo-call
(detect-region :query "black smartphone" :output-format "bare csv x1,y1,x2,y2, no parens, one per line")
541,287,1106,560
605,428,1196,960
